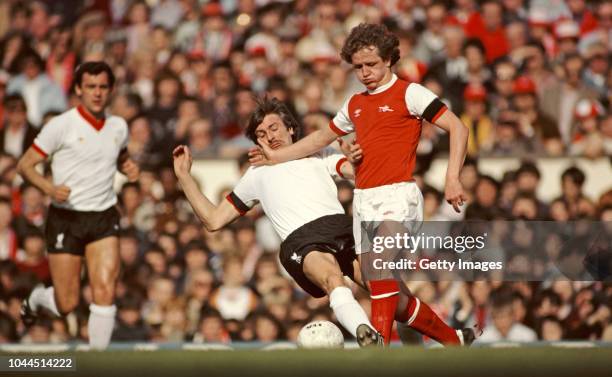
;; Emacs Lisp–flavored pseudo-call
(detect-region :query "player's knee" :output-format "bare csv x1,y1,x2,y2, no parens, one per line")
322,273,345,295
90,284,115,305
56,296,78,315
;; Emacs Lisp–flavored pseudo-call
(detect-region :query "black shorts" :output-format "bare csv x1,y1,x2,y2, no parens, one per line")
45,205,120,256
279,214,357,298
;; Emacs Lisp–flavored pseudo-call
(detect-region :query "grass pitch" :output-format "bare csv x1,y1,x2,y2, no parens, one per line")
2,347,611,377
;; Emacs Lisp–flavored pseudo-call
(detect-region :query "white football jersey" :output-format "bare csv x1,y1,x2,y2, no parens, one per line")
228,148,347,240
33,106,128,211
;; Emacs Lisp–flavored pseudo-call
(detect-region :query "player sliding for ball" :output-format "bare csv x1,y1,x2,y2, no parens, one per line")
173,97,382,347
250,23,478,346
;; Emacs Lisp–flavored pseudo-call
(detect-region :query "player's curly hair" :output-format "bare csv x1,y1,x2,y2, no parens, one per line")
246,96,301,145
340,23,400,66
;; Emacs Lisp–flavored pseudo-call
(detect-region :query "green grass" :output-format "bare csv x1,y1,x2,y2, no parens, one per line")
2,347,611,377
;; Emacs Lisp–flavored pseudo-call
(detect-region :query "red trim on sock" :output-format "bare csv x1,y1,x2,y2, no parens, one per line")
401,298,460,345
369,280,400,345
369,279,400,296
371,293,399,345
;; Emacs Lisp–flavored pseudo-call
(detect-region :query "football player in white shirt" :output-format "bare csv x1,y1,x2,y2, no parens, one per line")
173,97,381,346
17,62,139,350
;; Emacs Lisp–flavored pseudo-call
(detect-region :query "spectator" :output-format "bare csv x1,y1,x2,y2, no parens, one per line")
461,83,494,155
569,99,606,158
510,76,562,155
0,198,17,261
539,316,564,341
414,2,448,64
193,308,229,343
45,26,76,94
427,25,467,112
113,293,149,341
0,94,37,158
490,112,534,156
210,256,258,321
465,1,510,63
14,227,49,283
479,290,537,342
6,51,66,127
557,166,588,218
462,38,490,84
539,53,597,145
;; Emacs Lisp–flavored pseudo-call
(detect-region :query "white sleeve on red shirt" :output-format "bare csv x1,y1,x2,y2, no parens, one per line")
329,96,355,135
317,147,348,179
32,115,64,157
405,83,440,118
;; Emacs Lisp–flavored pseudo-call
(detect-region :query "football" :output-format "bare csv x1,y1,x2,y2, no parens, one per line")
296,320,344,349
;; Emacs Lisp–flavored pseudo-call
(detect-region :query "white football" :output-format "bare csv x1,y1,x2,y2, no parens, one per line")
296,320,344,349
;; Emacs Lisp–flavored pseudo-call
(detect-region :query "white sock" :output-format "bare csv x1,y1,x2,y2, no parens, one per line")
29,286,61,317
88,304,116,350
329,286,372,338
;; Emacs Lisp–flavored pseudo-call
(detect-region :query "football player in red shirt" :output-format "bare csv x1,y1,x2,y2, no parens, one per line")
251,23,475,346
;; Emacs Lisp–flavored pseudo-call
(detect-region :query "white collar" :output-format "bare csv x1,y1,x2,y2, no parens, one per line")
368,74,398,95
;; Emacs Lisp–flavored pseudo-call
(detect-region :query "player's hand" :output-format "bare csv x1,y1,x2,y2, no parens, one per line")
173,145,193,178
248,138,278,166
121,159,140,182
337,137,363,165
445,178,467,213
51,185,71,203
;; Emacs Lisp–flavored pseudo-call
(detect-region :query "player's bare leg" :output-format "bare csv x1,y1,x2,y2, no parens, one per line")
85,236,120,350
22,253,81,325
303,251,381,346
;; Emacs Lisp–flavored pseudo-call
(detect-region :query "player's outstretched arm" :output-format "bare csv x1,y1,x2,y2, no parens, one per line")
17,147,71,203
433,110,469,213
249,127,337,166
173,145,240,231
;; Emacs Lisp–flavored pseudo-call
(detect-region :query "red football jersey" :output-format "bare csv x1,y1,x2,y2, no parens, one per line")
330,75,446,189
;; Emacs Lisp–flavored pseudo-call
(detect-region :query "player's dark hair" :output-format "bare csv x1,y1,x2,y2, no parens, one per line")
340,23,400,66
73,61,115,89
245,97,301,145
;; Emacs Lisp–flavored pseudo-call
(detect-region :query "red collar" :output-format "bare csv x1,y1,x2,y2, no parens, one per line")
77,105,106,131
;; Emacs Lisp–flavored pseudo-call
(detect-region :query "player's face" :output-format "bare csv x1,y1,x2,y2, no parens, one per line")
351,46,393,91
254,113,294,149
75,72,112,117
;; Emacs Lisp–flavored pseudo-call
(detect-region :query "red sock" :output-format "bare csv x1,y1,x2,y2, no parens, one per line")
397,296,461,345
369,280,400,345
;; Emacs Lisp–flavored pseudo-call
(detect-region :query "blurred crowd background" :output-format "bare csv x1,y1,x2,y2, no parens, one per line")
0,0,611,346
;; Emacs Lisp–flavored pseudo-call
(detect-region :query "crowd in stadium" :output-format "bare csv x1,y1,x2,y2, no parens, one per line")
0,0,611,345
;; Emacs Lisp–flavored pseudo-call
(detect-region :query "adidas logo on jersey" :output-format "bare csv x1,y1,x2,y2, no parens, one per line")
291,252,302,264
378,105,394,112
